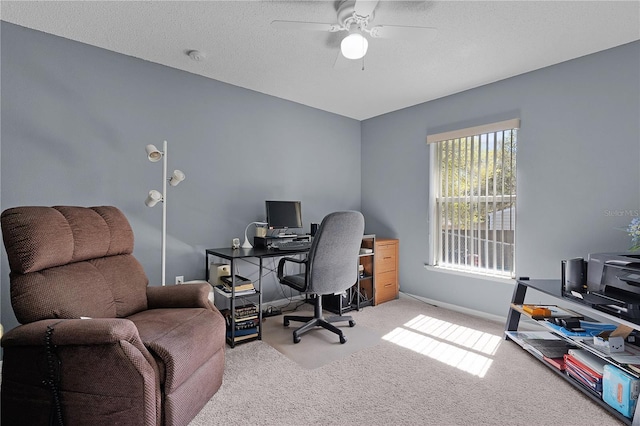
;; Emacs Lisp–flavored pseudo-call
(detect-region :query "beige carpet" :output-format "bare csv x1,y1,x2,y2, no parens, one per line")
191,294,624,425
260,310,382,369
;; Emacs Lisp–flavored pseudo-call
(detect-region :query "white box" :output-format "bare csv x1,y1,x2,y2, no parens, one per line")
209,263,230,286
594,326,631,353
594,335,625,352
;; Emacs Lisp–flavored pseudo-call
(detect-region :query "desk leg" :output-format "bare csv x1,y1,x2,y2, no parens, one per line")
258,257,263,340
229,259,236,348
504,281,528,337
205,252,210,282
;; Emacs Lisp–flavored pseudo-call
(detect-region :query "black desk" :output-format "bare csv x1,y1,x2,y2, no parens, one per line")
205,246,310,347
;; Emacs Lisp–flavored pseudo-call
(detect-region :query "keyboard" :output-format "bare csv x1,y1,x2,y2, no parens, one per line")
274,240,312,251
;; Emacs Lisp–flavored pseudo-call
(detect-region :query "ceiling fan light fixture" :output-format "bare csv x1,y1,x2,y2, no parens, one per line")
341,32,369,60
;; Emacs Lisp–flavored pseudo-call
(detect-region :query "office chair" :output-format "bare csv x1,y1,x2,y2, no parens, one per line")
277,210,365,344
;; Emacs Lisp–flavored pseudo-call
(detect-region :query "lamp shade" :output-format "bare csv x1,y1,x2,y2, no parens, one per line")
169,169,185,187
145,190,163,207
146,144,163,162
341,32,369,60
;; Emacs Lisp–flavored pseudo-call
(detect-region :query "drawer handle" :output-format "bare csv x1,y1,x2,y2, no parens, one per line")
384,283,393,287
383,256,392,260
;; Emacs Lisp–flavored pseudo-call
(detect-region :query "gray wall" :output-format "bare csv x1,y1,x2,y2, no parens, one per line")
0,22,361,332
361,41,640,317
1,21,639,336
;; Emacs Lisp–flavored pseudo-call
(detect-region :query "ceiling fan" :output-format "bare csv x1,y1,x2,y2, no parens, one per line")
271,0,437,64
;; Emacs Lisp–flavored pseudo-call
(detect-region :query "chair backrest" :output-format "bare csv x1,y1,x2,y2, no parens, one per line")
306,211,365,295
1,206,149,324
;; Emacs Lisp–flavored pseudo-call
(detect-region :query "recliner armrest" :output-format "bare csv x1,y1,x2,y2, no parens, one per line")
1,318,161,426
1,318,143,348
146,283,213,310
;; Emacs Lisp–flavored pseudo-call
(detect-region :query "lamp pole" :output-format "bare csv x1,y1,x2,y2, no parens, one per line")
161,140,167,286
145,140,184,287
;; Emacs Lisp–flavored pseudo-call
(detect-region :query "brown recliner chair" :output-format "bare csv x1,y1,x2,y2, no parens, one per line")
0,206,226,426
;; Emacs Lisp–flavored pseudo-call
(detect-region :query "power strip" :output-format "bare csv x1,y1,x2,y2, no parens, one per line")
262,307,282,317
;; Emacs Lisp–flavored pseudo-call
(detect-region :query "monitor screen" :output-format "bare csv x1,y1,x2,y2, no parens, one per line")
265,200,302,230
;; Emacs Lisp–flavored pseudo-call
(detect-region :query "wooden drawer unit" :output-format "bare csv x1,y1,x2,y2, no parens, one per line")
374,239,398,304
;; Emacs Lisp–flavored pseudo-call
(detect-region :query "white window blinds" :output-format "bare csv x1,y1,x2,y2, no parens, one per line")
428,119,519,277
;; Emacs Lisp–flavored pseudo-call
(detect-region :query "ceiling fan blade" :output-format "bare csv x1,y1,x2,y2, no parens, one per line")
354,0,380,17
369,25,438,41
271,20,342,32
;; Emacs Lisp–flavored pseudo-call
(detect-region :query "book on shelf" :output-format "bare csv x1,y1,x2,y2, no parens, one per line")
565,355,604,381
220,274,252,286
233,318,259,330
564,350,605,396
221,281,255,292
567,349,606,376
220,305,259,325
229,284,255,292
543,355,566,371
229,332,258,342
221,314,258,329
565,366,603,397
214,284,256,296
226,327,258,341
233,303,258,316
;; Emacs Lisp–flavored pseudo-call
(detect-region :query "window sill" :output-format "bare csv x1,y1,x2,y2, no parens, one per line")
424,264,516,285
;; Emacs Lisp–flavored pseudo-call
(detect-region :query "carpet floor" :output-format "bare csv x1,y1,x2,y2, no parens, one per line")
190,294,623,425
260,306,382,369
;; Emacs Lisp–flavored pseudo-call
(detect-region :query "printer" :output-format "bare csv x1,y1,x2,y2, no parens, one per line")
586,252,640,320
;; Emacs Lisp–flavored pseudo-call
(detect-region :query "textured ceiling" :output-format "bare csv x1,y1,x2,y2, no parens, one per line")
2,1,639,120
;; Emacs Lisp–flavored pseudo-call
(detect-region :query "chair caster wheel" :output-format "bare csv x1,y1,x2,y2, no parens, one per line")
340,335,347,344
293,336,300,344
284,320,290,327
349,320,356,327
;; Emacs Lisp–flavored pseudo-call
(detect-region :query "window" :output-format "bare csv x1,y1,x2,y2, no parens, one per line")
427,119,519,278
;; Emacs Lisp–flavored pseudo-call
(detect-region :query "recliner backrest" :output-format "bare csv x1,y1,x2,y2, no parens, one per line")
306,210,365,295
1,206,149,324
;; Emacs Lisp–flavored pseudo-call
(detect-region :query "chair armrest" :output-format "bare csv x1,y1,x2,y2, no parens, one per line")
1,318,161,425
1,318,142,348
146,283,213,310
277,256,307,282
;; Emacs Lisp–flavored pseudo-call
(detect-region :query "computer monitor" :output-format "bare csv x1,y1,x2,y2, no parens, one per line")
265,200,302,231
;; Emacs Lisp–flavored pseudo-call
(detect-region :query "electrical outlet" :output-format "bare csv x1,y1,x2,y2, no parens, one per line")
175,276,184,284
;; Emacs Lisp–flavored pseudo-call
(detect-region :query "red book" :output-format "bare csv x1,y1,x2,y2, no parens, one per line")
544,356,566,371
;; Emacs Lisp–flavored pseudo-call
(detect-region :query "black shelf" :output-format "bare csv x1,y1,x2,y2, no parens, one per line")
505,279,639,425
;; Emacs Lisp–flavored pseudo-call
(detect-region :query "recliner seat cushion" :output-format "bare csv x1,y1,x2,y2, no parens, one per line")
128,308,226,393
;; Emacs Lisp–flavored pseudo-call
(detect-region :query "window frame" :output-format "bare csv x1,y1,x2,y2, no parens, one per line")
427,119,519,278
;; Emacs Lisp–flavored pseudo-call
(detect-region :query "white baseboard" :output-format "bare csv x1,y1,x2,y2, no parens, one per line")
399,292,507,324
